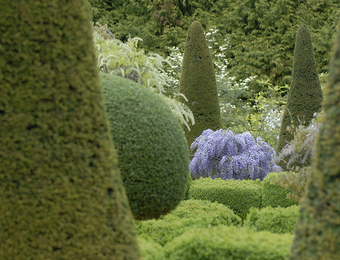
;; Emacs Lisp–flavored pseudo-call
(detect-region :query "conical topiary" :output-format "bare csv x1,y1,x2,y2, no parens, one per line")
0,1,140,259
277,24,323,170
101,73,189,220
179,20,223,148
289,23,340,260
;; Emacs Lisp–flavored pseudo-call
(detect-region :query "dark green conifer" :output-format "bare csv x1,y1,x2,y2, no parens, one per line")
0,1,140,259
277,24,323,170
289,23,340,260
179,20,223,147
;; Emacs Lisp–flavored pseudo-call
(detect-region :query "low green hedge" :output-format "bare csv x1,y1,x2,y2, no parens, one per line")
135,199,241,246
163,225,294,260
137,236,165,260
262,172,300,208
244,205,300,234
187,177,262,219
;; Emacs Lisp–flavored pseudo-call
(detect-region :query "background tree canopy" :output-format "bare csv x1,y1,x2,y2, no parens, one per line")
88,0,340,85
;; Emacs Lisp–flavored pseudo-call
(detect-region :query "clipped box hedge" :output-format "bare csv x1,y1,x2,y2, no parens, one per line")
163,225,294,260
244,205,300,234
262,172,300,208
187,177,262,219
137,236,165,260
135,199,241,246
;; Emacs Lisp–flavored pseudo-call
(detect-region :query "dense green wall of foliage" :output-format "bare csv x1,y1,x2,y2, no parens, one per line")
277,24,323,170
88,0,340,85
218,0,340,84
101,73,189,220
179,21,222,147
289,23,340,260
0,1,140,259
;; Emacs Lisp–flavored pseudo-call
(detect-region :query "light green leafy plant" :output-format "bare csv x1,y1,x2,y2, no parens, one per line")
93,22,194,130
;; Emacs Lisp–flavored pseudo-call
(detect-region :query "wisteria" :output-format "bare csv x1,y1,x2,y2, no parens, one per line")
190,129,282,181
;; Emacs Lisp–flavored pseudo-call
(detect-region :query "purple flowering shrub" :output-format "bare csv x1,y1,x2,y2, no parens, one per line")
190,129,282,181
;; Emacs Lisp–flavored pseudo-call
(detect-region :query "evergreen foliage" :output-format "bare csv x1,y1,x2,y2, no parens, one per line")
244,205,300,235
135,199,241,246
163,225,294,260
289,22,340,260
137,237,165,260
262,172,300,209
190,129,281,181
88,0,340,85
277,24,323,170
93,22,194,130
179,20,222,146
101,73,189,220
0,0,140,259
218,0,340,85
187,177,262,219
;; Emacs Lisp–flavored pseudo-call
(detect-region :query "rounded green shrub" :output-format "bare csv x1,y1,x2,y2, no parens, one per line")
290,21,340,259
179,20,222,147
244,205,300,234
262,172,299,208
277,24,323,170
0,0,140,259
163,225,294,260
188,177,262,219
137,236,165,260
135,199,241,246
101,72,189,220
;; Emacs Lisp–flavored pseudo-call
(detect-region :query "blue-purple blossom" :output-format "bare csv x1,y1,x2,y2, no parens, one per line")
190,129,282,181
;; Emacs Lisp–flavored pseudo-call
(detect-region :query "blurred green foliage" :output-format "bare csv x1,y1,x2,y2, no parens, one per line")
88,0,340,85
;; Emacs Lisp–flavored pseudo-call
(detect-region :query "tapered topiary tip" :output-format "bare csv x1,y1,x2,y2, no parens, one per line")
186,20,206,46
292,24,319,78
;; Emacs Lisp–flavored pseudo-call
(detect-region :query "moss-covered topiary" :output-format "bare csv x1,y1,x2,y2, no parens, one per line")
101,73,189,220
164,225,294,260
277,24,323,170
0,1,140,259
289,22,340,260
244,205,300,235
262,172,300,208
179,20,222,147
187,177,262,219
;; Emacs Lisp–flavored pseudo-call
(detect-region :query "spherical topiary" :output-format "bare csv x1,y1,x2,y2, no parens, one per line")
277,24,323,170
179,20,223,147
101,72,189,220
0,1,140,259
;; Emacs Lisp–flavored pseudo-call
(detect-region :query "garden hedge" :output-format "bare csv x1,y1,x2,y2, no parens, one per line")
137,237,165,260
187,177,262,219
135,199,241,246
262,172,299,208
244,205,300,234
163,225,294,260
101,72,189,220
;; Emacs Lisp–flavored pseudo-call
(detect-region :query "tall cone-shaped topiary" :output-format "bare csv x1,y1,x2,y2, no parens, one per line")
179,20,222,148
0,1,140,259
277,24,323,170
289,23,340,260
277,24,323,169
